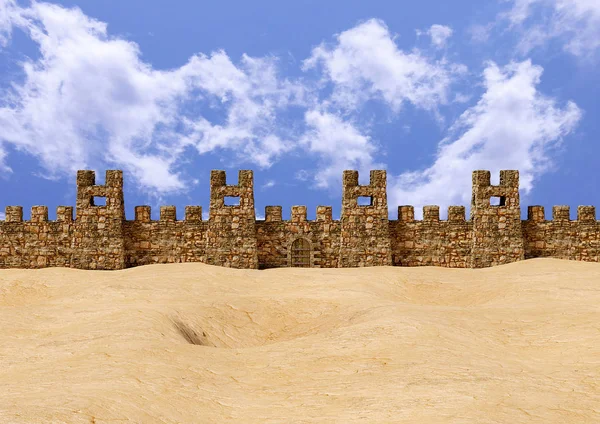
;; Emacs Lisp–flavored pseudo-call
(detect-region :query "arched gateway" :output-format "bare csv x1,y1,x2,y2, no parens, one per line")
290,237,311,267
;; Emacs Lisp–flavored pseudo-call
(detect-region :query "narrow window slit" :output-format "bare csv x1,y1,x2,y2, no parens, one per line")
224,196,240,206
358,196,373,206
92,196,106,206
490,196,506,206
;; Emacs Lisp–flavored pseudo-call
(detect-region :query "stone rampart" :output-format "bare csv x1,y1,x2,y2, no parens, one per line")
0,169,597,270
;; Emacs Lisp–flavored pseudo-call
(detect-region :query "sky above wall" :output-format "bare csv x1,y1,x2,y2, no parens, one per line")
0,0,598,221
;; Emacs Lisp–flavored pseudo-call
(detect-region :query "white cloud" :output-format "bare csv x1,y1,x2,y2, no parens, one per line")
177,53,307,169
0,1,307,199
388,59,581,220
302,18,467,115
299,109,386,191
0,0,18,47
261,180,275,190
468,22,495,44
427,24,453,48
294,169,310,182
452,93,472,103
502,0,600,58
0,0,585,222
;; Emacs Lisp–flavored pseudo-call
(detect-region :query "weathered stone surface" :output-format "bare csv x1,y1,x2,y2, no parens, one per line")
338,170,392,267
0,169,598,270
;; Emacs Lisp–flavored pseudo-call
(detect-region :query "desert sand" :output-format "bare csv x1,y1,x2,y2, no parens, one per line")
1,258,599,423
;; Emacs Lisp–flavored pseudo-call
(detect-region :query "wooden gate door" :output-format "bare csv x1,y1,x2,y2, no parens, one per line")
291,238,311,267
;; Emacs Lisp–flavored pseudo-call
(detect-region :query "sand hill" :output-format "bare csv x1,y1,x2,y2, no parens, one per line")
1,258,599,423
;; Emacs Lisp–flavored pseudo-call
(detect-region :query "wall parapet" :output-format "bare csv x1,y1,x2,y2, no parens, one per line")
525,205,598,223
0,168,598,270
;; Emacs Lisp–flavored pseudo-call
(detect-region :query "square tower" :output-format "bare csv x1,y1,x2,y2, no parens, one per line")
338,170,392,267
205,170,259,269
470,170,524,268
71,170,126,270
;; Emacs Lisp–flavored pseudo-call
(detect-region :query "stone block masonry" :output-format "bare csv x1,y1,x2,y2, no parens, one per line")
0,169,598,270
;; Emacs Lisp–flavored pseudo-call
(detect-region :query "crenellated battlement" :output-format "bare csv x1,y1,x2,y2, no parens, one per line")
131,205,204,222
260,205,334,223
0,168,598,270
1,205,74,222
397,205,467,222
526,205,597,223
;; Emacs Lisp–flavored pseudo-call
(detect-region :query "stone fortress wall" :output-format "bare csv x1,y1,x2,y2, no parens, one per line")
0,169,598,270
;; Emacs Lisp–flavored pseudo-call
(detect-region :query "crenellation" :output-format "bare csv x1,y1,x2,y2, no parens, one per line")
264,206,282,222
471,170,491,188
316,206,332,222
553,206,571,222
343,170,359,188
237,170,253,188
5,206,23,222
398,206,414,222
210,170,227,188
0,168,599,270
185,206,202,222
291,206,307,222
499,170,519,187
160,206,177,222
134,206,151,222
30,206,48,222
76,170,95,187
577,206,595,222
56,206,73,222
105,169,123,188
527,205,545,222
447,206,466,222
369,169,387,187
423,205,440,222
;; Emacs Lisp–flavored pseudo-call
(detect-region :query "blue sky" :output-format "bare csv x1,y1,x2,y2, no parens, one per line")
0,0,597,221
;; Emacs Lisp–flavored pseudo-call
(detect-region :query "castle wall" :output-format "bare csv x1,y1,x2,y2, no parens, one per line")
0,206,73,268
123,205,206,266
255,205,341,269
390,205,473,267
522,205,600,261
0,168,598,271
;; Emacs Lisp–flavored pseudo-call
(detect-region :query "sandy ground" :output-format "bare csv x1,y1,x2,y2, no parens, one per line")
0,258,599,423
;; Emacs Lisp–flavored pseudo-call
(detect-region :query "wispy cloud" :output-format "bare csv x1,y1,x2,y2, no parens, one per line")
299,109,386,191
501,0,600,59
0,0,18,47
260,180,275,190
0,2,308,200
468,22,495,44
388,59,582,219
0,1,587,221
417,24,453,48
296,18,469,190
302,18,467,116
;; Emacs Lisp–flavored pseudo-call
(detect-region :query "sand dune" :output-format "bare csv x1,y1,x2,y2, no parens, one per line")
1,258,599,423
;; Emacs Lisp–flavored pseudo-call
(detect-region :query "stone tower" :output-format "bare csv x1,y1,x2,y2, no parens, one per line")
205,170,258,269
71,170,126,270
338,170,392,267
470,170,524,268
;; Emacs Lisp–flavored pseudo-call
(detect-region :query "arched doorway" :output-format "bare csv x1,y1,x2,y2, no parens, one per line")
291,238,311,267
